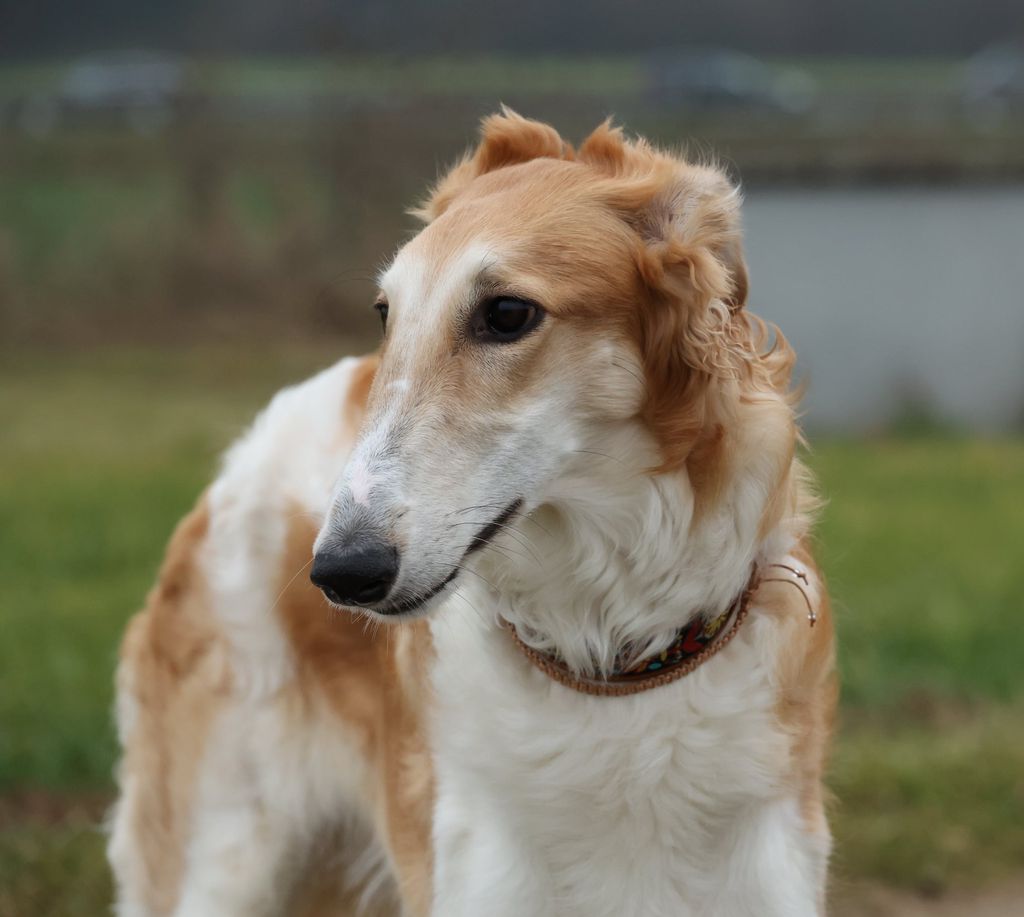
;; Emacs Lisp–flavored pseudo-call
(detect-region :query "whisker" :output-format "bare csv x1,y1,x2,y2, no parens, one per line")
446,588,490,625
571,448,629,467
477,542,520,566
446,519,541,562
611,359,645,387
433,532,531,564
270,556,315,613
423,558,499,593
448,501,551,535
448,501,510,517
516,512,552,537
431,540,523,568
447,501,552,541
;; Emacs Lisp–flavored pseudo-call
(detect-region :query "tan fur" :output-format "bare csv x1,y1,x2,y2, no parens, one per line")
113,112,835,916
112,497,231,915
409,112,779,474
115,490,433,914
749,537,836,844
343,354,379,438
394,112,833,900
275,512,434,915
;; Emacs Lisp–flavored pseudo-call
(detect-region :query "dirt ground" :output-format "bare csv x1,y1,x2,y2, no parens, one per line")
833,880,1024,916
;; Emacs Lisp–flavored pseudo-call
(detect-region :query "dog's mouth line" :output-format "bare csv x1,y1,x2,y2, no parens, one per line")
465,497,524,556
377,497,523,616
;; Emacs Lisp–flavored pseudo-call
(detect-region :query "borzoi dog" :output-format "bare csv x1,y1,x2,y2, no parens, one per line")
109,111,835,917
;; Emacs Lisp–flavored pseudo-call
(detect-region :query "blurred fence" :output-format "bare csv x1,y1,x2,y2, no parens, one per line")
1,56,1023,431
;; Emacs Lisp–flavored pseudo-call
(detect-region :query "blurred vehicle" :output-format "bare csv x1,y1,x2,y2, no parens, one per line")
647,48,816,115
962,40,1024,119
11,51,189,135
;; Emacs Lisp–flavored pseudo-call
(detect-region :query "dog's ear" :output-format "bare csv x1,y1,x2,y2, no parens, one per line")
580,123,751,469
580,122,748,313
412,108,572,222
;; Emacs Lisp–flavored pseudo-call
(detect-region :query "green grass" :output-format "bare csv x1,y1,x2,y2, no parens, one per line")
0,347,1022,910
0,803,111,917
0,171,178,279
815,438,1024,707
832,707,1024,892
0,345,347,790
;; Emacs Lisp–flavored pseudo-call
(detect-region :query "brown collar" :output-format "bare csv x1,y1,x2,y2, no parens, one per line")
501,565,762,697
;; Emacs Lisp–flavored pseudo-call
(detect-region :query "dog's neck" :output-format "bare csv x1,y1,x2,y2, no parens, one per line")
473,411,797,677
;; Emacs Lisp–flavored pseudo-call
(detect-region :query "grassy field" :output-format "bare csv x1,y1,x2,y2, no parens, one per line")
1,346,1023,915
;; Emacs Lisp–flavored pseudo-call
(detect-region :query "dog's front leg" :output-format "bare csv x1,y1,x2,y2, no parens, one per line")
109,644,308,917
431,793,554,917
706,797,831,917
167,794,300,917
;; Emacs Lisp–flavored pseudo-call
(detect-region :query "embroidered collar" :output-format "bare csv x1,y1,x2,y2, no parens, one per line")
502,564,762,697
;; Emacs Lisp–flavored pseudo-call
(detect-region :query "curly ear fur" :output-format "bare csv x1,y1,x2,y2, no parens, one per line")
576,121,764,469
415,112,788,472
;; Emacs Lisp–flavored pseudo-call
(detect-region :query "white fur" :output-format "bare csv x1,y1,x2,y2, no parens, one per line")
113,297,827,916
185,357,402,914
202,357,367,697
428,585,827,917
112,347,828,916
110,357,401,916
424,412,826,916
322,233,826,913
348,457,377,506
169,692,391,917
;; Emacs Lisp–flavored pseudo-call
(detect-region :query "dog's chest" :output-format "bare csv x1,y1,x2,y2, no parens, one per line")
428,605,794,915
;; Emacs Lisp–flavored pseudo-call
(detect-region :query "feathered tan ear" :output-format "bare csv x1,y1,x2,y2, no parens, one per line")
578,122,751,469
411,108,572,222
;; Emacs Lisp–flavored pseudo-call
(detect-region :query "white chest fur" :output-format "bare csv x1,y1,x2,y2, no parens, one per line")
427,585,828,917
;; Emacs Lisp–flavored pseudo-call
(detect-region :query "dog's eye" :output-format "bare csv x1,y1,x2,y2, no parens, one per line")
374,301,389,332
473,297,543,343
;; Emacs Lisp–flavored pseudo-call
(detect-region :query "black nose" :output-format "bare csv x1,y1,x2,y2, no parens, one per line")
310,538,400,606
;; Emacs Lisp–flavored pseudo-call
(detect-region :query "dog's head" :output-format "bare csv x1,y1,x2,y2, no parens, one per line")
312,111,794,618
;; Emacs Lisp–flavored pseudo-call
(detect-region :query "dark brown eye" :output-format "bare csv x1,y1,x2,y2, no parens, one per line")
472,297,543,343
374,301,389,331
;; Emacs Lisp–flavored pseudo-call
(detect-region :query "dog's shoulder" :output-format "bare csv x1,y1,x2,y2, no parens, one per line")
213,353,378,516
117,352,381,699
753,537,837,836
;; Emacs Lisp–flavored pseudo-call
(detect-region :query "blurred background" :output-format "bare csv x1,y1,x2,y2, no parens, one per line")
1,1,1022,914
